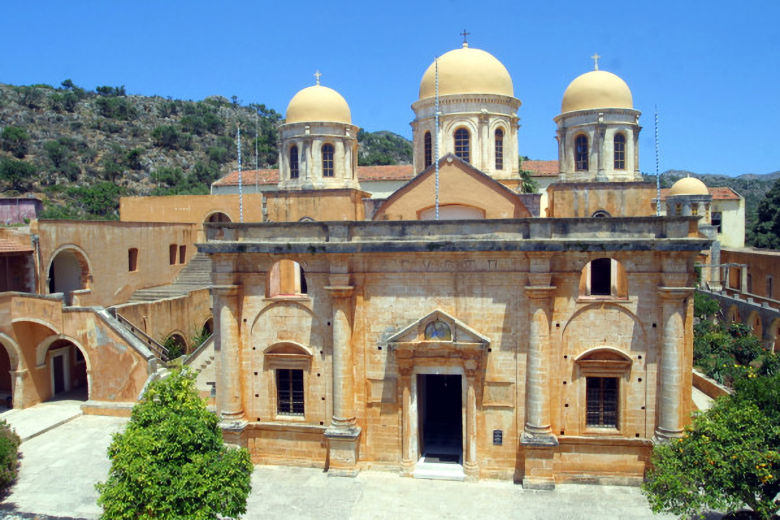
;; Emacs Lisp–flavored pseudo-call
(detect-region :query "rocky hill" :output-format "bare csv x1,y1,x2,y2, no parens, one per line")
0,81,411,219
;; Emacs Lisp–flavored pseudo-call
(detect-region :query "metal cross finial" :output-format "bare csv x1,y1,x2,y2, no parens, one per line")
591,53,601,71
314,70,322,85
461,29,470,47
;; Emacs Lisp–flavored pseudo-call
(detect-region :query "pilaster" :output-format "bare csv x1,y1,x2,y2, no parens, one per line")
211,284,247,428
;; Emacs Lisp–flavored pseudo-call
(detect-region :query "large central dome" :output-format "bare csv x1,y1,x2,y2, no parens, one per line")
419,45,514,99
285,85,352,124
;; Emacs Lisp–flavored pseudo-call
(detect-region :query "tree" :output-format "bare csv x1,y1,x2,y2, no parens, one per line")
518,157,538,194
1,126,30,158
0,419,20,493
0,158,36,190
96,369,253,519
643,374,780,519
751,178,780,249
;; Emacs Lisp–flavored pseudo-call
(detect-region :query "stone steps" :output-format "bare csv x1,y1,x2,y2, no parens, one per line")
129,253,213,302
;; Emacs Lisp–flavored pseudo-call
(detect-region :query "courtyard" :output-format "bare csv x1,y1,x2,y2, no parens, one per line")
0,406,680,520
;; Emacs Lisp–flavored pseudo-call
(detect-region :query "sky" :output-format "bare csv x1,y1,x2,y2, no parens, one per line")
1,0,778,176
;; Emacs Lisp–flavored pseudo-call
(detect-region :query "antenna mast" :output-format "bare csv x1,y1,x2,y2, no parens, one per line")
237,124,244,223
255,111,259,193
434,57,440,221
655,106,660,216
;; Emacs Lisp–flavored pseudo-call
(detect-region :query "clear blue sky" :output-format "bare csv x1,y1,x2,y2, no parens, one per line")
1,0,778,176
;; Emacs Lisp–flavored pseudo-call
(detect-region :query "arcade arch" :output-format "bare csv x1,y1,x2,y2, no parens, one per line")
36,335,90,401
47,246,91,305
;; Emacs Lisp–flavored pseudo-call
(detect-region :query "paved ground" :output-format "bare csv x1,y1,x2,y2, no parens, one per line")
0,400,83,441
0,413,688,519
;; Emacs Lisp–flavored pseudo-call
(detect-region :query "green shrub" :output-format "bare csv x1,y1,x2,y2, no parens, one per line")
0,158,36,189
96,369,253,519
0,419,20,492
94,96,135,119
1,126,30,158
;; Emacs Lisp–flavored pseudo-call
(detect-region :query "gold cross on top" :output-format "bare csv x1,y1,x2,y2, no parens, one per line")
591,53,601,71
314,70,322,85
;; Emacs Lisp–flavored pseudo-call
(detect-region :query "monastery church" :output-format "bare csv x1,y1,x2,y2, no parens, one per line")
0,41,714,488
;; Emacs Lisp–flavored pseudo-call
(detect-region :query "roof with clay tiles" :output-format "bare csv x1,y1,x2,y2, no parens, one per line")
0,238,33,253
659,186,742,201
523,160,559,177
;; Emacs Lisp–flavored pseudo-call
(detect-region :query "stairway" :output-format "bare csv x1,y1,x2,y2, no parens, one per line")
129,253,213,302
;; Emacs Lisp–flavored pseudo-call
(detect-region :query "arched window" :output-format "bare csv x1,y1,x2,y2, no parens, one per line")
424,131,432,168
322,144,334,177
290,145,299,179
454,128,470,163
579,258,628,299
592,210,611,218
613,133,626,170
494,128,504,170
268,259,307,297
575,134,588,171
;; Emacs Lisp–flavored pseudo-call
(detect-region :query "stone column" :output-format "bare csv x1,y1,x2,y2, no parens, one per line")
463,359,480,480
521,271,557,490
655,287,691,441
399,362,415,476
212,285,243,422
324,275,361,476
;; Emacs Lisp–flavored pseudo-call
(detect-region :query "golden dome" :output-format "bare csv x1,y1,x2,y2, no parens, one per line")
419,45,514,99
561,70,633,113
285,85,351,124
669,177,709,196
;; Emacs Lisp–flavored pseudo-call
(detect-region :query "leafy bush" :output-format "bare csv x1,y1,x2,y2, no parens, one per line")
94,96,136,120
1,126,30,158
96,369,253,519
0,419,20,493
151,125,191,150
643,392,779,519
96,85,126,97
0,158,36,189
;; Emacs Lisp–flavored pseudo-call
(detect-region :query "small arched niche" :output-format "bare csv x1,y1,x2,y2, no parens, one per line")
268,259,307,297
579,258,628,299
418,204,485,221
206,212,231,224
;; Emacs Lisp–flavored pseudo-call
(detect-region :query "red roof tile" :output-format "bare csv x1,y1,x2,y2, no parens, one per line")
659,187,742,201
0,238,33,253
523,160,559,177
214,164,416,187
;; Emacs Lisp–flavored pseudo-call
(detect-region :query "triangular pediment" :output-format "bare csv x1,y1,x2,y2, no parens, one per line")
385,309,490,347
372,154,531,220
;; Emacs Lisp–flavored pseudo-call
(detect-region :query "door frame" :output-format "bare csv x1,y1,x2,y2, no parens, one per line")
410,365,465,462
49,346,71,396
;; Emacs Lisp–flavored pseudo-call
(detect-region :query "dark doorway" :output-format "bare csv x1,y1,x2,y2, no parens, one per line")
418,374,462,463
52,354,65,394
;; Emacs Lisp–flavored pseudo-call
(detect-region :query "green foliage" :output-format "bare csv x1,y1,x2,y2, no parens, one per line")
179,102,223,135
643,393,779,519
207,146,230,164
0,158,36,189
157,99,180,118
124,147,144,170
162,335,185,360
1,126,30,158
357,129,412,166
67,182,122,218
151,125,191,150
0,420,20,492
44,139,69,167
750,178,780,249
96,85,126,97
18,86,44,109
694,292,721,321
94,96,136,120
96,370,253,519
39,200,83,220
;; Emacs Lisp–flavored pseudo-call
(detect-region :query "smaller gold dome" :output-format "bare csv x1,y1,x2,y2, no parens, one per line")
419,45,514,99
669,177,710,196
285,85,351,124
561,70,633,113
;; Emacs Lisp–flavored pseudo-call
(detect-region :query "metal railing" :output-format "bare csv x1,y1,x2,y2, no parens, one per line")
108,308,170,361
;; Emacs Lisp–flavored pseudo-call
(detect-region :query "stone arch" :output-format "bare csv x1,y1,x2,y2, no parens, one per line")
768,318,780,353
562,303,645,357
250,300,315,338
205,211,232,224
47,244,92,305
201,316,214,336
747,311,763,339
726,304,740,324
36,334,91,401
164,331,188,356
417,203,485,220
263,341,313,357
0,333,23,408
579,257,628,298
575,346,633,363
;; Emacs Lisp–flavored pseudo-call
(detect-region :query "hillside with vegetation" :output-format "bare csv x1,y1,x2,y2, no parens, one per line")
0,81,411,220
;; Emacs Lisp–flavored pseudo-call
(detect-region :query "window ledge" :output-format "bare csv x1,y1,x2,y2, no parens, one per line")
576,296,632,304
274,414,306,422
264,295,311,303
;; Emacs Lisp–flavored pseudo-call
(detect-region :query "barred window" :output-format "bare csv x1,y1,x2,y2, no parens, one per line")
614,133,626,170
424,131,432,168
454,128,470,163
276,369,304,415
586,377,618,428
322,144,334,177
495,128,504,170
575,134,588,171
290,145,299,179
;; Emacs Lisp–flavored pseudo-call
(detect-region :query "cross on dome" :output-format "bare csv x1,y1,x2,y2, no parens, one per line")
460,29,470,47
591,53,601,71
314,70,322,85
